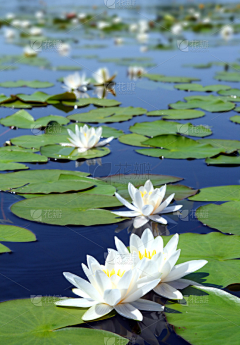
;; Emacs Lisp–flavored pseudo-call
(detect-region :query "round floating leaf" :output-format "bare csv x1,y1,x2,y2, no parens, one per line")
215,71,240,82
174,83,231,92
189,185,240,201
137,135,223,159
11,194,123,226
118,133,149,147
17,92,50,103
53,65,82,70
63,98,121,107
0,225,36,253
143,73,200,83
147,109,205,120
234,106,240,112
67,107,146,123
196,201,240,235
0,80,54,88
40,145,111,160
198,139,240,154
163,232,240,287
0,162,28,171
0,147,47,163
0,297,126,344
1,100,33,109
206,155,240,165
166,286,240,345
47,92,76,102
218,88,240,97
0,110,68,129
230,115,240,124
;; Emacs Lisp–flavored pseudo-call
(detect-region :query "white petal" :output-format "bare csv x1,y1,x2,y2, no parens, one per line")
117,270,133,290
144,180,154,193
164,234,179,255
55,298,97,308
165,260,208,282
114,236,129,255
95,270,112,294
73,275,102,302
154,282,183,300
96,137,114,147
151,236,163,253
168,249,181,270
142,204,154,216
141,228,154,249
72,288,92,298
148,214,167,225
167,278,192,290
133,190,143,210
123,279,160,303
131,299,164,312
128,183,137,200
114,192,138,211
82,303,113,321
155,193,175,214
114,303,143,321
103,289,121,306
112,210,140,217
160,205,183,214
133,216,149,228
87,255,101,272
77,147,88,153
157,184,167,205
130,233,143,253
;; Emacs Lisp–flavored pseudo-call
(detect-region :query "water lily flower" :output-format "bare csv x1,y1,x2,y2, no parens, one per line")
29,27,43,36
136,32,149,43
5,28,16,39
140,46,148,53
55,252,163,321
20,20,31,28
97,21,110,30
220,25,233,41
35,11,44,20
57,42,71,56
93,67,116,85
114,228,208,300
62,72,90,93
60,124,114,152
113,16,122,24
112,180,182,228
78,13,87,20
23,46,37,57
128,66,146,80
11,19,20,27
171,23,182,35
6,13,15,20
114,37,124,45
129,23,138,32
138,20,149,33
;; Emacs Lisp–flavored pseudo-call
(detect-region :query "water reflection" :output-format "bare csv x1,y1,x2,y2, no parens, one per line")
115,219,170,237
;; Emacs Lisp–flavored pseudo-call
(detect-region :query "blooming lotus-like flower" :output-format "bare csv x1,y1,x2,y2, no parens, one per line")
113,16,122,24
113,228,208,300
78,13,86,20
62,72,90,93
55,252,163,321
171,23,182,35
128,66,146,80
35,11,44,20
97,21,110,30
220,25,233,41
112,180,182,228
93,67,116,85
6,13,15,20
129,23,138,32
60,124,114,152
23,46,37,57
20,20,31,28
5,28,16,39
114,37,124,45
29,27,43,36
136,32,149,43
57,42,71,56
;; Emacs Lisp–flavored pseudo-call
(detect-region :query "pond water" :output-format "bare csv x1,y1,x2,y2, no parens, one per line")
0,2,240,345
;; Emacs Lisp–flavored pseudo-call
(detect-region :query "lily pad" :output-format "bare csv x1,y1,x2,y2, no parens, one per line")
0,297,126,344
214,71,240,82
189,185,240,201
166,286,240,345
143,73,200,83
230,115,240,124
147,109,205,120
206,155,240,165
1,100,33,109
137,135,223,159
17,92,50,103
196,201,240,235
67,107,146,123
0,162,28,171
0,147,47,163
218,88,240,98
0,110,69,129
118,133,150,147
174,83,231,92
11,194,124,226
53,65,82,71
0,225,36,254
0,80,54,88
198,139,240,154
40,145,111,160
63,98,121,107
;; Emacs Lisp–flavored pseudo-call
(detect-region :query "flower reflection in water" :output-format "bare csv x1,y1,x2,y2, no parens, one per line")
115,219,171,238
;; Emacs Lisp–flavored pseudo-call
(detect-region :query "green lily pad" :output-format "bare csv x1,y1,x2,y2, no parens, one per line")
230,115,240,124
196,201,240,235
53,65,82,71
0,162,28,171
214,71,240,82
118,133,150,147
130,120,211,138
11,194,124,226
137,135,223,159
166,286,240,345
40,145,111,160
0,169,89,191
63,98,121,108
183,62,212,68
0,110,69,129
16,92,50,103
234,106,240,112
170,95,235,112
1,100,33,109
174,83,231,92
0,297,126,344
0,225,36,253
0,147,47,163
0,80,54,88
47,92,77,103
163,232,240,287
189,185,240,201
147,109,205,120
143,73,200,83
67,107,146,123
218,88,240,98
206,155,240,165
198,139,240,154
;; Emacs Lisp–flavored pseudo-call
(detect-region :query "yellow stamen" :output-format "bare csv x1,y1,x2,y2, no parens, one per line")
103,268,125,277
138,249,156,260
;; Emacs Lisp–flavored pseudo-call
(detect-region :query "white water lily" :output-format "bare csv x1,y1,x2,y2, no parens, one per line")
62,72,90,92
140,46,148,53
128,66,146,80
20,20,31,28
97,21,110,30
11,19,20,27
114,37,124,45
129,23,138,33
6,13,15,20
171,23,182,35
60,124,114,152
23,46,37,57
29,27,43,36
55,252,163,321
78,13,87,20
136,32,149,43
93,67,116,85
112,180,182,228
114,228,208,300
57,42,71,56
5,28,16,39
138,20,149,33
220,25,233,41
35,11,44,20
